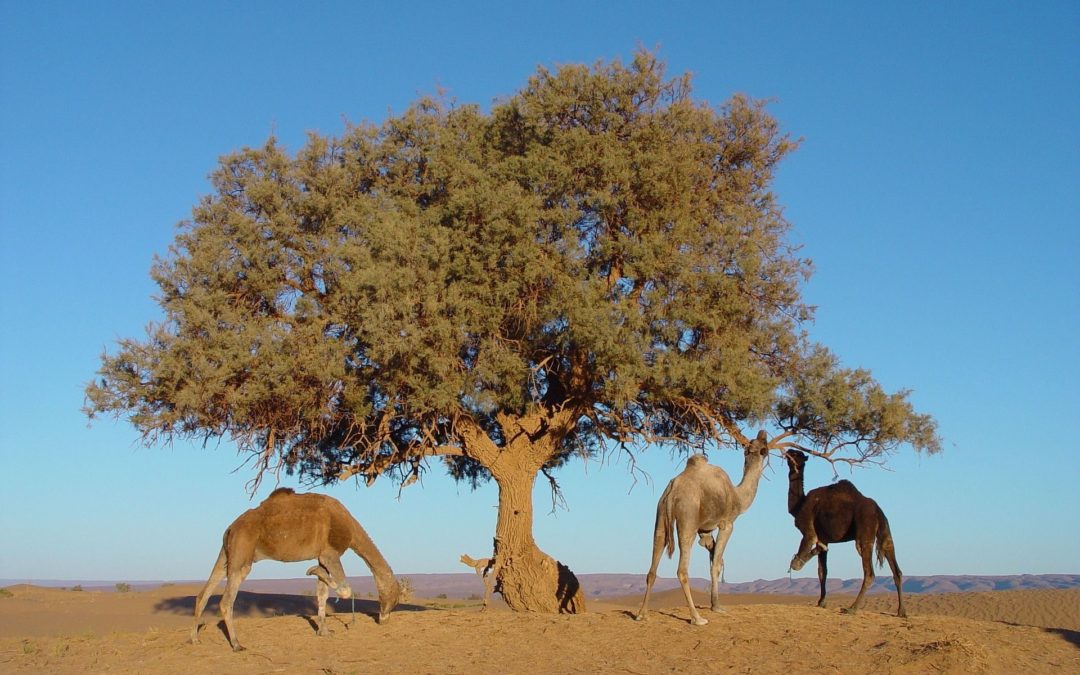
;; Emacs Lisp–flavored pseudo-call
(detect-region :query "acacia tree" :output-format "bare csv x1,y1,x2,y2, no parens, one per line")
86,51,938,613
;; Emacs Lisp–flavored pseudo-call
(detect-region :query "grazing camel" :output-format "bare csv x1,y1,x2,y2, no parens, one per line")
784,450,906,618
636,431,770,625
191,488,402,651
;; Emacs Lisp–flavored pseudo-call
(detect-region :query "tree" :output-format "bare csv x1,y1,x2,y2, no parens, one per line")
85,50,939,613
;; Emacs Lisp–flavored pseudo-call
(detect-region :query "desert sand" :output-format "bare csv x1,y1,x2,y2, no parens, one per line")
1,583,1077,674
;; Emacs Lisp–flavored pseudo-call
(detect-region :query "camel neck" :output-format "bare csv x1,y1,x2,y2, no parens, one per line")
348,520,395,583
787,471,805,516
734,459,765,513
358,544,395,584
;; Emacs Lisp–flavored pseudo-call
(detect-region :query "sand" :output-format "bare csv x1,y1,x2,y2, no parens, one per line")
1,584,1077,673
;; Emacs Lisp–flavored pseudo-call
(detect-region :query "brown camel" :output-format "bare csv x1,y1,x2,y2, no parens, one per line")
784,450,906,618
191,488,402,651
636,431,770,625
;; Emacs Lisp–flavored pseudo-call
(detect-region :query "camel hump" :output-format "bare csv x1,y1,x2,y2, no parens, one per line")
685,454,709,469
268,487,296,498
832,480,862,494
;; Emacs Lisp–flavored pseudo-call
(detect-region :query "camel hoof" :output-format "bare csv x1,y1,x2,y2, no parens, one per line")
634,613,647,622
710,605,726,613
691,617,709,626
840,607,858,615
897,610,908,619
231,644,246,653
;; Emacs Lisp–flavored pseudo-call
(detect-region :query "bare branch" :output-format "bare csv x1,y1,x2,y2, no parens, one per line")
540,466,568,514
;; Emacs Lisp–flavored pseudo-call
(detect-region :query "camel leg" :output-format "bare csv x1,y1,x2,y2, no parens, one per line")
635,523,668,621
306,564,336,590
318,552,352,600
221,559,253,652
843,540,875,615
882,539,906,618
698,532,718,610
789,530,821,572
306,564,334,635
816,548,829,608
191,548,227,644
314,576,330,636
676,530,708,626
708,525,734,612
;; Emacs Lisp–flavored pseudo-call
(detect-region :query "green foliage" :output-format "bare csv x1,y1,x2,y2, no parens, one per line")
0,588,12,598
115,582,132,593
86,49,936,487
71,585,83,592
776,346,940,460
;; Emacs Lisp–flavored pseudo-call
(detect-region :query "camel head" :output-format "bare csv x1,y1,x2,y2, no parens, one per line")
783,449,807,477
744,430,770,463
789,542,826,572
378,578,403,623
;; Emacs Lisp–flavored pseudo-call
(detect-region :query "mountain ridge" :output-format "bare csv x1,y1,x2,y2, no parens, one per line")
7,573,1077,598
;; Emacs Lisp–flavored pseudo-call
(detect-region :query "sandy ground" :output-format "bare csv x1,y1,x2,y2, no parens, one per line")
1,584,1077,674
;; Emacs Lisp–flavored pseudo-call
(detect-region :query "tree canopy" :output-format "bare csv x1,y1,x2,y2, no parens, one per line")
86,50,938,611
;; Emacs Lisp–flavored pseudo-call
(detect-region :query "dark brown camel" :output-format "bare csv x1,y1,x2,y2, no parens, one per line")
785,450,906,618
191,488,401,651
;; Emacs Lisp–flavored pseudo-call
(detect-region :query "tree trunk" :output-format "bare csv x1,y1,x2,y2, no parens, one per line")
489,461,586,613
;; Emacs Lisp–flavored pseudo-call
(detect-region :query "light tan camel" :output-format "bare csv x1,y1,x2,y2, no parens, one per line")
636,431,770,625
191,488,402,651
784,450,906,618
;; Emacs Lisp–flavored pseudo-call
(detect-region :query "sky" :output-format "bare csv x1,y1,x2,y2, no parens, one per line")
1,1,1078,587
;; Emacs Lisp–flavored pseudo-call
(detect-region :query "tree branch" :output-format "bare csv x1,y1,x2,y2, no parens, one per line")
337,443,465,482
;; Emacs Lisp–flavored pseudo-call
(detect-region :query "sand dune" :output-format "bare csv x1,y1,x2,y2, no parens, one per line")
1,583,1077,673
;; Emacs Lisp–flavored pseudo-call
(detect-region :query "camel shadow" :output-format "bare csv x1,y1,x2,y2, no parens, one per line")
155,590,430,625
619,608,711,624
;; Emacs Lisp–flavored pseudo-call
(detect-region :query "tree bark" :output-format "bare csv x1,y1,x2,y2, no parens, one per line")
488,456,586,613
457,411,586,613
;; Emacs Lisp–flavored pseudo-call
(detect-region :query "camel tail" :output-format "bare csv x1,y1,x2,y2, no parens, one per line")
656,483,676,559
875,507,897,572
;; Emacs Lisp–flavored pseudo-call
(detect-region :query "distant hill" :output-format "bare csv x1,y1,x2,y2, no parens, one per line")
7,573,1076,597
573,573,1080,599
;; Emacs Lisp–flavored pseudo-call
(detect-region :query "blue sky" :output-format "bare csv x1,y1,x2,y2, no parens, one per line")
2,1,1077,586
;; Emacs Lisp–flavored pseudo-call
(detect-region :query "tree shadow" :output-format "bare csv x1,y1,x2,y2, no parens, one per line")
556,561,584,613
1024,625,1080,649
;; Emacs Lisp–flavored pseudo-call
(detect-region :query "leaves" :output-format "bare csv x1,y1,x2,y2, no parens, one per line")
775,345,941,462
86,49,937,487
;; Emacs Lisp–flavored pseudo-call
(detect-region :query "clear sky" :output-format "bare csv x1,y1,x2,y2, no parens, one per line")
2,1,1078,586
